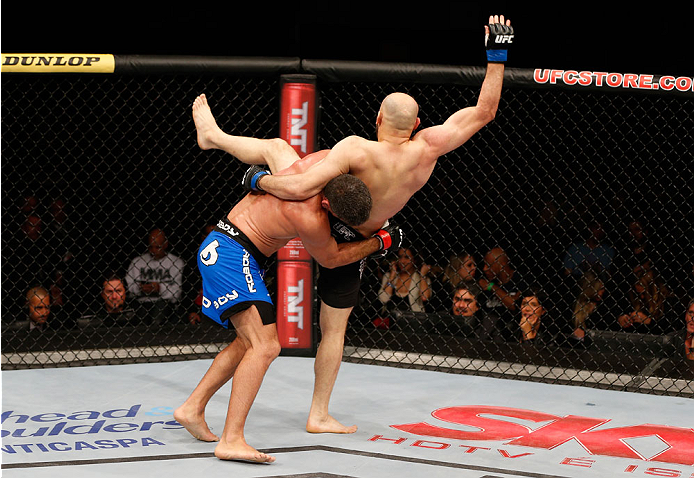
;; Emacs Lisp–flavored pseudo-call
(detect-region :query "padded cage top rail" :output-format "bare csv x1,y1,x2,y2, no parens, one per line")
2,54,692,96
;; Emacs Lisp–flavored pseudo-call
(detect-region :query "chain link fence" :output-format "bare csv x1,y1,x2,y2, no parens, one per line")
319,80,694,396
2,58,693,397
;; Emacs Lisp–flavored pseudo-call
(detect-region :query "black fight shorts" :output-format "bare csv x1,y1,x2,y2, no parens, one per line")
316,214,367,309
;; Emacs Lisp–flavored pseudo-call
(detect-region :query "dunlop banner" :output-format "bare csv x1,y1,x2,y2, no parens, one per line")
1,54,115,73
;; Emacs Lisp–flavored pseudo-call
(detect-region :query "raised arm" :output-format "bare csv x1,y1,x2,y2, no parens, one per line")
256,136,359,200
414,15,512,158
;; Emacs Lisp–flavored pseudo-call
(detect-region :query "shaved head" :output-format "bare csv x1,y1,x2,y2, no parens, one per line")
485,247,509,266
26,286,50,325
380,93,419,131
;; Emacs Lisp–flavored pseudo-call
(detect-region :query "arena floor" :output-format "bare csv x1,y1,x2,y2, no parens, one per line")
2,356,693,478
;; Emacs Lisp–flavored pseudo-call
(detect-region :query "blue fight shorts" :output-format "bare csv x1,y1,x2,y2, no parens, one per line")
197,218,275,327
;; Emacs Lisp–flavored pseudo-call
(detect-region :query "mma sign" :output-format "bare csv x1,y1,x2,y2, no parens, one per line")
390,405,694,466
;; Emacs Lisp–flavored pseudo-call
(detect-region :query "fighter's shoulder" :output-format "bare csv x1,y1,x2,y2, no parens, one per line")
337,134,368,144
410,127,449,159
334,135,371,152
282,194,323,219
334,136,374,163
284,198,329,237
410,126,440,145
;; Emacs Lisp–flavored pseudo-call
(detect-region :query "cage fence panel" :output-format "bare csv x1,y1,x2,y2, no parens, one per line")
2,61,693,397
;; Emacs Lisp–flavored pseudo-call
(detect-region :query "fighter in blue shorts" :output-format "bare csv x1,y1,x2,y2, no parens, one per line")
197,218,274,328
175,93,404,465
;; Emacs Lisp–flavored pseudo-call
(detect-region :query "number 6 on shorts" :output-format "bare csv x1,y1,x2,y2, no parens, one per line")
200,240,220,266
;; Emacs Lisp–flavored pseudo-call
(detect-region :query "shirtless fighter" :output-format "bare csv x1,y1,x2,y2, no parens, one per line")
194,14,513,436
174,130,403,463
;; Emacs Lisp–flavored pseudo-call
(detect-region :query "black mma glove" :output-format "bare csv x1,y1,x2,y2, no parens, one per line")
373,223,404,254
242,165,271,192
485,18,514,62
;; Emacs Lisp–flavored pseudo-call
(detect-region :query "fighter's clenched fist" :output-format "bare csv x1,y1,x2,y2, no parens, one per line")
485,15,514,63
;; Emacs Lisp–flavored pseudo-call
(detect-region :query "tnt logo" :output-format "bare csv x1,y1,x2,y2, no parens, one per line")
287,279,304,330
290,101,309,154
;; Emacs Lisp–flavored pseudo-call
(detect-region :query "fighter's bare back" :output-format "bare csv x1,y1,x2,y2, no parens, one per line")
226,151,328,257
327,135,438,236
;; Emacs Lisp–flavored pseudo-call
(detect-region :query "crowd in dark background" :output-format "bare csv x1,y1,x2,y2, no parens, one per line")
357,210,694,352
2,191,212,331
3,185,693,362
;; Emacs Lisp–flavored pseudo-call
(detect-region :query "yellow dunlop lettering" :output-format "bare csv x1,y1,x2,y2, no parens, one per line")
1,54,115,73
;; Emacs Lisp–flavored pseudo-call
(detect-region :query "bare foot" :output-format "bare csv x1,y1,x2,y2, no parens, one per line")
306,414,358,434
173,405,220,442
192,94,223,151
214,438,276,463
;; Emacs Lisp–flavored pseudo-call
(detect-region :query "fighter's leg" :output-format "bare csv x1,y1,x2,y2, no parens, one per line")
192,94,298,172
306,301,358,434
215,305,281,463
174,337,247,442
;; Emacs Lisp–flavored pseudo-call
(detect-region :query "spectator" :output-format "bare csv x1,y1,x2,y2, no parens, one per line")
616,270,682,335
91,274,136,327
415,252,473,313
443,252,478,289
683,299,694,361
426,280,483,338
563,218,616,281
378,247,431,317
102,274,127,312
476,246,529,342
567,269,611,345
452,280,482,318
27,286,51,331
447,280,485,337
3,214,62,320
518,287,547,343
126,227,185,325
